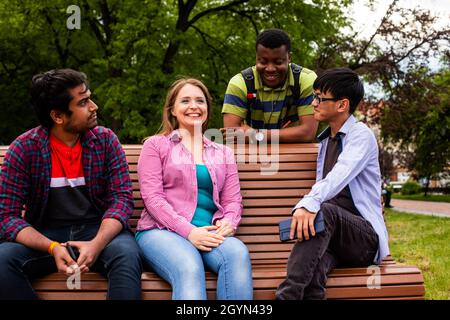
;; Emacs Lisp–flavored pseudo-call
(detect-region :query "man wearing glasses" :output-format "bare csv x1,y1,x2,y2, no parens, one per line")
276,68,389,300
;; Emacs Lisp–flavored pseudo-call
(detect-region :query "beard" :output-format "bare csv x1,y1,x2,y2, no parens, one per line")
64,119,97,134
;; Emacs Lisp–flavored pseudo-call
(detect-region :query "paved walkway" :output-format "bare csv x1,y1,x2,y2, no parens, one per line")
390,199,450,218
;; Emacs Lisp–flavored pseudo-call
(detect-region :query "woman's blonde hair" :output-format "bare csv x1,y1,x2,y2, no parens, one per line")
155,77,213,137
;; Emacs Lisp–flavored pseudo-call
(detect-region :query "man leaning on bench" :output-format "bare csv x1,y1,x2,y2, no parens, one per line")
0,29,391,300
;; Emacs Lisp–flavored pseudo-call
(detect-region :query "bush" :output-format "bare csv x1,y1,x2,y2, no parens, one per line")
401,181,422,195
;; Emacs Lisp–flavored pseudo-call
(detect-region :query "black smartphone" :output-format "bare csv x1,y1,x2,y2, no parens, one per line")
279,210,325,242
66,245,80,261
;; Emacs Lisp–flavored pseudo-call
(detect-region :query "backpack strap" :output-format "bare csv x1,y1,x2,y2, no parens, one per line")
241,67,256,127
241,64,302,128
282,63,302,127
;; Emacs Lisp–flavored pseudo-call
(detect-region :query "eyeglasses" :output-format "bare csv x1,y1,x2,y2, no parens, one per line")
312,93,340,103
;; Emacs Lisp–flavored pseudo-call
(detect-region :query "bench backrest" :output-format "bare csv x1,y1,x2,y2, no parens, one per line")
0,143,318,266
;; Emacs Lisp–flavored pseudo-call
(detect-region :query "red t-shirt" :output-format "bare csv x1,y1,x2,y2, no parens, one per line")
43,134,100,228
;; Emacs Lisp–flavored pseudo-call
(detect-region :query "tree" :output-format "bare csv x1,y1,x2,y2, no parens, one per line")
0,0,350,143
314,0,449,194
362,67,450,195
313,0,450,82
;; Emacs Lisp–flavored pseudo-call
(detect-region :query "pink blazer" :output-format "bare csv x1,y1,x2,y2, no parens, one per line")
136,130,243,238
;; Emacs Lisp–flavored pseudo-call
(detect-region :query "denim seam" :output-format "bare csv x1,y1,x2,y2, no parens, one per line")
213,244,229,299
20,255,52,270
137,237,178,298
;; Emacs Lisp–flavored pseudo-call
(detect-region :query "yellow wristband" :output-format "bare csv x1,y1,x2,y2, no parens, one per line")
48,241,60,256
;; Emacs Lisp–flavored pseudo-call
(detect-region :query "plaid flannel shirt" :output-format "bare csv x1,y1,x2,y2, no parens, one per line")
0,126,133,241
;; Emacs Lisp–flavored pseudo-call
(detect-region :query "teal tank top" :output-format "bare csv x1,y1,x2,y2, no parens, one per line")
191,164,217,227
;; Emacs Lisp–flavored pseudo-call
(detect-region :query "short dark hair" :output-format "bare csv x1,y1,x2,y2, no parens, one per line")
30,69,88,128
313,68,364,114
255,28,291,52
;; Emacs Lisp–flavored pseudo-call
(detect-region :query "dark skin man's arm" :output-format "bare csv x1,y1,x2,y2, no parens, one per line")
16,226,87,274
66,218,123,268
223,113,318,142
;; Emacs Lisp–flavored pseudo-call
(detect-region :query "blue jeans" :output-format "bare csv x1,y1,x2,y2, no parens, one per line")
0,222,143,300
137,229,253,300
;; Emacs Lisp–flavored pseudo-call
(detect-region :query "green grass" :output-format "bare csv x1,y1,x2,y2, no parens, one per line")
384,208,450,300
391,193,450,203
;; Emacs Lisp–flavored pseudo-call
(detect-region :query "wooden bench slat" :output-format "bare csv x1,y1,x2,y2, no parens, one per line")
124,172,317,181
36,292,108,300
32,263,420,283
329,265,422,275
129,172,316,182
125,153,319,164
238,171,316,180
229,144,319,154
133,198,302,208
130,207,295,217
326,284,426,299
351,296,425,300
127,162,317,173
35,290,280,300
242,198,300,207
240,180,315,189
236,162,317,171
123,143,319,157
326,274,424,287
133,189,312,200
241,189,311,198
130,181,316,190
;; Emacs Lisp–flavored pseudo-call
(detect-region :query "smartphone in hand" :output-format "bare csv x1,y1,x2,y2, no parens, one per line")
279,210,325,242
66,245,80,261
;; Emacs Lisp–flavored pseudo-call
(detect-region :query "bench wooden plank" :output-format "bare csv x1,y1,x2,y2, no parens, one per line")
124,154,319,164
328,266,422,276
33,263,424,300
129,181,316,190
326,274,424,287
133,189,312,199
326,285,425,299
127,162,317,173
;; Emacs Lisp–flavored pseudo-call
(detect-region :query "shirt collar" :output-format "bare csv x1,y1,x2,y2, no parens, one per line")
253,63,294,92
31,126,97,148
168,130,218,149
49,133,81,152
317,115,357,142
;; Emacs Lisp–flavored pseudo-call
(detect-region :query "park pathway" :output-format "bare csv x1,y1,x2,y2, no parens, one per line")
390,199,450,218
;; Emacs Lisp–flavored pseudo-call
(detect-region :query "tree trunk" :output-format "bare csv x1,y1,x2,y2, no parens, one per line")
161,40,181,74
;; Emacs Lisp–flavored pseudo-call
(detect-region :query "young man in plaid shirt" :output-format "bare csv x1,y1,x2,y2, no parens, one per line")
0,69,142,299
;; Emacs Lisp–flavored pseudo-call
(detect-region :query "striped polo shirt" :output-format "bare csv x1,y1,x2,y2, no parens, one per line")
222,64,317,129
43,134,101,228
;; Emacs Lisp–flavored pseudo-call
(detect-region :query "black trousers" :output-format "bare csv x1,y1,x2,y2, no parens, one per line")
276,202,379,300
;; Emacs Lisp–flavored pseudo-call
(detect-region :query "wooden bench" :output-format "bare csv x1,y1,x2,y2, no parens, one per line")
0,144,425,300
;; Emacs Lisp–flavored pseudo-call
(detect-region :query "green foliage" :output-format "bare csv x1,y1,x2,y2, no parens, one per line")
380,68,450,191
401,180,422,195
0,0,351,143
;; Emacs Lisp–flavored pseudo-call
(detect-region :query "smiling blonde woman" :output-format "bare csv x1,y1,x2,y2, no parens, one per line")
135,78,253,300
